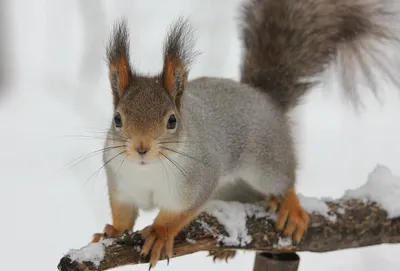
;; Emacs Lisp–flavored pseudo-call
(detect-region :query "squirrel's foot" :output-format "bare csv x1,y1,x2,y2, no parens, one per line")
266,194,283,213
92,224,121,243
140,224,174,268
208,250,237,263
275,189,310,243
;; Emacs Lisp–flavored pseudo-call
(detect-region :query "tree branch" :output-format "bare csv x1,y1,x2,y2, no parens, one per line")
58,198,400,271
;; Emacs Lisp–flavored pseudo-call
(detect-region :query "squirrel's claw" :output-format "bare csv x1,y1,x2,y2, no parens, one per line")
140,232,157,257
275,192,310,243
91,224,121,243
266,195,283,213
140,225,175,268
139,225,153,239
164,237,174,261
91,233,104,243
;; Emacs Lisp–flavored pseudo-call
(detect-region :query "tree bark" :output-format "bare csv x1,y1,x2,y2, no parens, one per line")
58,199,400,271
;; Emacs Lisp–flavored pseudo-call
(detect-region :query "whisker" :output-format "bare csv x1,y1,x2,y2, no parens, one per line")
158,138,205,148
55,134,127,143
158,155,172,207
82,130,113,134
80,127,115,134
63,145,125,170
79,128,129,141
115,153,128,177
158,155,170,184
160,152,211,195
85,150,127,185
160,146,214,168
158,140,192,144
159,152,188,180
121,130,130,140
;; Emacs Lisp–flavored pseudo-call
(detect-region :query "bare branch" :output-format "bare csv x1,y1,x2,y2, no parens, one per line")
57,198,400,271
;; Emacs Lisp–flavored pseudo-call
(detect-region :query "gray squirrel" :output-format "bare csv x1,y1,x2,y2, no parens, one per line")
91,0,400,267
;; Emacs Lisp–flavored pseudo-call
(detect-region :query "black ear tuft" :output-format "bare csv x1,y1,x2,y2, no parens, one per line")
106,19,134,108
162,17,198,100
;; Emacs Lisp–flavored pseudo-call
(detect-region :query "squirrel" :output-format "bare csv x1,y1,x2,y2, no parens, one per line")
91,0,400,267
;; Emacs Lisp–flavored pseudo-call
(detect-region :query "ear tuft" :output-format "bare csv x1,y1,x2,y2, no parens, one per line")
162,17,198,100
107,19,133,108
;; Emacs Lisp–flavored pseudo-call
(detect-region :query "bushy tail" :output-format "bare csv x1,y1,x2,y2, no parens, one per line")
239,0,400,111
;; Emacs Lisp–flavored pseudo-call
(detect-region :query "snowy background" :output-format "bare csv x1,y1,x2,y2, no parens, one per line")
2,0,400,270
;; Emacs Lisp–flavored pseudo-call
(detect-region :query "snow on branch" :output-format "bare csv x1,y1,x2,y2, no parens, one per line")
58,165,400,271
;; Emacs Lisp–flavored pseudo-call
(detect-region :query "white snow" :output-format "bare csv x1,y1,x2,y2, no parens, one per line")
204,200,273,247
274,237,293,248
342,164,400,218
186,238,197,244
68,239,114,267
2,0,400,271
198,220,216,236
337,207,346,215
298,195,337,222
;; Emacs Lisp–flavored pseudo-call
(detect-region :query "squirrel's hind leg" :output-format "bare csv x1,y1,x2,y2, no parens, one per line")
242,169,310,242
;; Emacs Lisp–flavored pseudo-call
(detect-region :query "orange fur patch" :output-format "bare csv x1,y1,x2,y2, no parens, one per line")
110,198,138,233
110,53,130,90
118,56,130,89
163,56,187,96
163,57,175,92
276,186,310,242
153,209,198,236
91,197,138,243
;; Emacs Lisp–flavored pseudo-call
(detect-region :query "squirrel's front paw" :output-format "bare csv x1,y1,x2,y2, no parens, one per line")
140,225,175,268
266,194,283,213
91,224,121,243
208,250,237,263
275,194,310,243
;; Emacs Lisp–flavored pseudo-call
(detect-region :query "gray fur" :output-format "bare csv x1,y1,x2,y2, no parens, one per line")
180,77,296,203
240,0,400,110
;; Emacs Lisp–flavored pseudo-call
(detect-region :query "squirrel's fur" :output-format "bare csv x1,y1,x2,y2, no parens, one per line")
92,0,400,266
240,0,400,110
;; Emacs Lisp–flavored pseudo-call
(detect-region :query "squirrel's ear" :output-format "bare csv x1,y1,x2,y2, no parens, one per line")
107,19,133,108
162,17,197,110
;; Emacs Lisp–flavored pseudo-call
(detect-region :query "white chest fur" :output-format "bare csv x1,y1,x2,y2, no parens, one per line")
104,149,187,211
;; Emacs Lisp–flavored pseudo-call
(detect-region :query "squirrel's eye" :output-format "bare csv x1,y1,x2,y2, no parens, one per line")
114,112,122,128
167,114,177,130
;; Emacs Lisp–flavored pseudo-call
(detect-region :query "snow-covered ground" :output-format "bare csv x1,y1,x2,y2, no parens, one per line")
2,0,400,270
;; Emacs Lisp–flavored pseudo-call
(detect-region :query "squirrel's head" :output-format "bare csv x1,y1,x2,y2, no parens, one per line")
106,18,197,163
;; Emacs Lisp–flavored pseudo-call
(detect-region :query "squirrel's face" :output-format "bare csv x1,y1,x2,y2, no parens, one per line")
105,18,196,165
112,77,182,164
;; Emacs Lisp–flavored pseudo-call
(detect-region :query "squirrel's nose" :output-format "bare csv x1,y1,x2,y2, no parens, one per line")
136,147,149,156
